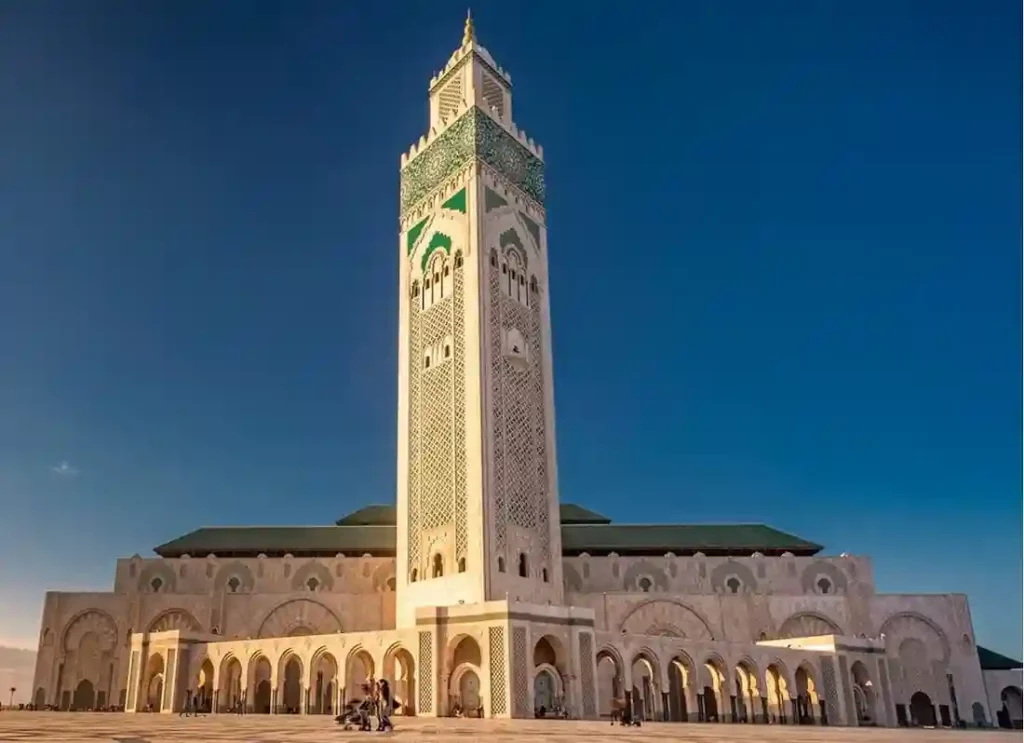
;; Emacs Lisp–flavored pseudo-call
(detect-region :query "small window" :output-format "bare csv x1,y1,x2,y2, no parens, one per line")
458,557,467,573
726,577,742,594
412,283,420,298
424,356,431,369
306,577,320,592
518,553,528,577
817,577,832,594
511,269,516,281
519,275,524,285
638,577,652,593
425,278,431,289
434,272,440,283
502,264,507,274
455,253,463,268
490,253,497,267
227,577,241,593
150,577,163,593
444,265,450,277
541,568,549,583
444,345,451,358
497,556,505,573
530,276,538,293
432,554,444,578
386,577,396,591
410,569,418,583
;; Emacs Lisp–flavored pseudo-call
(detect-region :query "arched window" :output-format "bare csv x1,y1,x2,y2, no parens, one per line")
410,569,418,583
411,282,420,298
386,577,396,591
444,265,450,277
817,577,832,594
497,556,505,573
150,577,163,593
306,577,320,592
726,576,742,594
518,553,528,577
458,557,467,573
490,251,497,268
432,554,444,578
444,345,451,359
424,355,431,369
455,252,463,269
541,568,549,583
227,576,241,593
638,577,652,593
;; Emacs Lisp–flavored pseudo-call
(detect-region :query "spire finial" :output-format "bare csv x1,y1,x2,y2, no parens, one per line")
462,9,474,46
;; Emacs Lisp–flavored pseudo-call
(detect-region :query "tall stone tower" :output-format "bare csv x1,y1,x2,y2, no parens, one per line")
396,16,562,627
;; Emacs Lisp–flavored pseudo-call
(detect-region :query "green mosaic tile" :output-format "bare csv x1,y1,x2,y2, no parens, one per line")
406,216,430,255
441,188,467,214
421,231,452,270
400,107,545,216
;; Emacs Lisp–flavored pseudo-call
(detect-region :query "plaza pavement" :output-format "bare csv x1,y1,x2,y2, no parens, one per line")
0,712,1016,742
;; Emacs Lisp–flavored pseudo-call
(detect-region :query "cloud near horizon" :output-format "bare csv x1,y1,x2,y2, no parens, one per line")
50,461,78,477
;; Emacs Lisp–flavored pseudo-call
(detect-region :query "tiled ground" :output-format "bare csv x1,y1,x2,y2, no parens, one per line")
0,712,1014,742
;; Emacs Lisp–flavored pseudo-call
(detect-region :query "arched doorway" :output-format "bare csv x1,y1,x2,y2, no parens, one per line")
448,635,482,717
346,650,375,703
1000,686,1023,729
701,658,726,722
33,687,45,709
218,655,242,713
533,667,560,715
849,661,876,725
249,655,272,714
734,661,759,722
309,651,339,715
384,646,416,715
73,679,95,710
794,665,820,724
193,658,214,713
144,653,165,712
909,691,936,727
667,656,691,722
280,655,303,713
596,649,623,719
765,664,789,723
630,653,658,722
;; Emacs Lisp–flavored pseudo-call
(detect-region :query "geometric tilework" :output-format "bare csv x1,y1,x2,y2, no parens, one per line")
489,626,508,716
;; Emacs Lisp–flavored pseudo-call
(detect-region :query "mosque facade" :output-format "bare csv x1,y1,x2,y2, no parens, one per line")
30,19,1018,729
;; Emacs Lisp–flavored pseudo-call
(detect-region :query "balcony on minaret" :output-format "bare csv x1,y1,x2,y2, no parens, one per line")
427,13,513,132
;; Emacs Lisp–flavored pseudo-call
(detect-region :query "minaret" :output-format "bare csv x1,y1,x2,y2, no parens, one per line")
395,17,561,627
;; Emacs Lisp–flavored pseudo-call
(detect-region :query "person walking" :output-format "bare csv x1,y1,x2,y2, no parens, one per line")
377,679,394,732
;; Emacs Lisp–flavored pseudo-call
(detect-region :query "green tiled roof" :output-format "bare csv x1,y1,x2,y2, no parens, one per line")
153,505,821,558
560,523,820,555
978,646,1023,671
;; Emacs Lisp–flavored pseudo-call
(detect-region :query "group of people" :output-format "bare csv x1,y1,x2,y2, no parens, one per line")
337,678,396,732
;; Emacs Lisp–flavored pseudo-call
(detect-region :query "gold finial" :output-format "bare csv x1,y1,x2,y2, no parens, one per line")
462,9,474,46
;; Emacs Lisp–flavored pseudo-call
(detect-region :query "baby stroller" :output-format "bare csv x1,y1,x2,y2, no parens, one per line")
335,699,370,731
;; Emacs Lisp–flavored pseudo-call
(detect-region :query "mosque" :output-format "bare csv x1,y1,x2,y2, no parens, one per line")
30,17,1022,730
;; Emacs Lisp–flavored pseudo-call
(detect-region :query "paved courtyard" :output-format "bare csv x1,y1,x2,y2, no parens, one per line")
0,713,1016,742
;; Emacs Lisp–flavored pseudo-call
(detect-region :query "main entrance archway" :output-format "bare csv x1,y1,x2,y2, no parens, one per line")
910,691,936,727
73,679,95,710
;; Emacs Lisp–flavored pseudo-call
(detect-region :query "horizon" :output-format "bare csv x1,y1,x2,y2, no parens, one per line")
0,0,1020,661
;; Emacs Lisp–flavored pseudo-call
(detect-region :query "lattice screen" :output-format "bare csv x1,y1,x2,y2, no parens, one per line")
406,254,467,578
488,254,507,554
489,626,508,715
488,251,550,569
820,656,840,723
511,627,529,717
482,74,505,118
418,631,434,713
453,262,468,563
407,297,421,575
579,633,596,718
438,71,464,122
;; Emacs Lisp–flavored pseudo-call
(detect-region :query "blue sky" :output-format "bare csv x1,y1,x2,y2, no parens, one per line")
0,1,1019,656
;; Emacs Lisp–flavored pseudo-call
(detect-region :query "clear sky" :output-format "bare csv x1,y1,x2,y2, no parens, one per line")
0,1,1019,657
